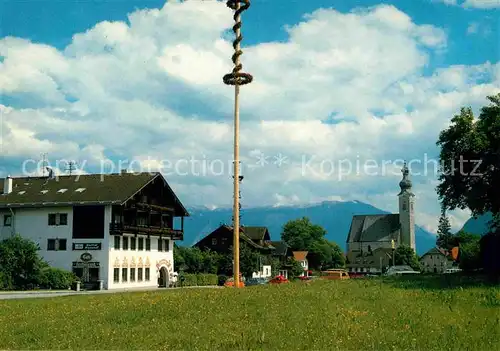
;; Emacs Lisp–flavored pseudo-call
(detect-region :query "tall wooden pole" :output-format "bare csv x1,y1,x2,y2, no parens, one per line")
223,0,253,288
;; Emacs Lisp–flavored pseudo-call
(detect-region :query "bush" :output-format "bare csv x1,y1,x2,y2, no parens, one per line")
196,274,218,286
40,268,76,290
179,273,218,287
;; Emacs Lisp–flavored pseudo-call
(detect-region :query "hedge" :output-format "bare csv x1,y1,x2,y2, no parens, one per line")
180,273,218,287
40,267,77,290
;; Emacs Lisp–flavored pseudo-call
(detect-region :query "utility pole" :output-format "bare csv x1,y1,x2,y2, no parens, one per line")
41,153,48,176
391,239,396,267
223,0,253,288
66,161,76,176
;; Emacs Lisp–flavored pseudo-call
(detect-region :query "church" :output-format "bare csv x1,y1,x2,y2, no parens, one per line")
345,162,416,274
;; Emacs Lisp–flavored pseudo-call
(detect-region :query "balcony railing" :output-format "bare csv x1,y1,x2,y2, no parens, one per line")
109,223,183,240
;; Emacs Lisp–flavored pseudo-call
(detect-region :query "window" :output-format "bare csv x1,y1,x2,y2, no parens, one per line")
122,236,129,250
3,214,12,227
47,239,56,251
47,239,67,251
212,238,217,245
114,236,121,250
130,237,136,250
145,268,150,281
58,239,67,250
130,268,136,282
113,268,120,282
158,239,163,252
122,268,128,282
48,213,67,226
164,239,170,252
138,268,143,281
145,238,151,251
138,238,144,250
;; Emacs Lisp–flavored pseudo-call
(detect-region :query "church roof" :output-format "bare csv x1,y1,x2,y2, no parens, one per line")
346,214,400,243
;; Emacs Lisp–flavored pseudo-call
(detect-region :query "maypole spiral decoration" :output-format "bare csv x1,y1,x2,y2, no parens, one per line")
223,0,253,86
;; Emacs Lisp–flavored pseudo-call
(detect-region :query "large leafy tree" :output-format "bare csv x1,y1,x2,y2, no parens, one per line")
281,217,345,270
0,235,47,290
436,94,500,274
436,94,500,230
394,245,420,271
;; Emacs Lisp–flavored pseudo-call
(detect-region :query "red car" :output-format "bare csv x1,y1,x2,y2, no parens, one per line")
268,275,289,284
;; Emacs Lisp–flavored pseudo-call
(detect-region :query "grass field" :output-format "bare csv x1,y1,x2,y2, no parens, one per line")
0,276,499,350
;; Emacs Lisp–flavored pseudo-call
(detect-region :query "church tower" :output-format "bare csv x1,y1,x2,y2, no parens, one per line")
398,161,416,251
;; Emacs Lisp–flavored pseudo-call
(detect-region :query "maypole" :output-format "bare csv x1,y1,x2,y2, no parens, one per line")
222,0,253,288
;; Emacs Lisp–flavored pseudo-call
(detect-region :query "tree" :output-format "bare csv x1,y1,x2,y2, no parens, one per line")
459,240,481,271
436,208,454,250
287,258,305,278
436,93,500,229
394,245,420,271
281,217,344,270
0,235,47,290
239,242,261,279
281,217,326,250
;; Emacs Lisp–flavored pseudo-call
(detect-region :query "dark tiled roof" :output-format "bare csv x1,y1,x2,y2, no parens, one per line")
0,172,189,216
241,226,270,241
269,241,289,256
346,214,400,243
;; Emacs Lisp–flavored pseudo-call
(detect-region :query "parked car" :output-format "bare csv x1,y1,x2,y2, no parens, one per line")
268,275,289,284
444,268,462,274
385,265,420,276
224,275,245,287
245,277,268,286
320,269,350,280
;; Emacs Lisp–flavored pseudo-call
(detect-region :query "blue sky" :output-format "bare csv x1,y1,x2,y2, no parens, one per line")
0,0,499,233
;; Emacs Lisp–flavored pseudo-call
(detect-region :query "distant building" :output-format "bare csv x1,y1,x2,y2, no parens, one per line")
292,251,309,277
345,162,416,274
0,171,188,290
193,225,294,278
420,247,457,273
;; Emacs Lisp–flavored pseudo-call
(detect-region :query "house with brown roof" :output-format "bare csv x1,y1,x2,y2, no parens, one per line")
292,251,309,277
345,162,416,274
0,170,189,290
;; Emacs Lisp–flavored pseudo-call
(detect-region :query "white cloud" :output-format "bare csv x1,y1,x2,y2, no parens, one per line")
1,1,499,234
436,0,500,8
463,0,500,8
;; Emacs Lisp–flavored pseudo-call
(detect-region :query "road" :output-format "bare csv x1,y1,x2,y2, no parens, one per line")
0,286,223,300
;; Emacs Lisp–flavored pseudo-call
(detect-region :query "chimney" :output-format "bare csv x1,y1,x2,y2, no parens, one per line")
3,175,13,195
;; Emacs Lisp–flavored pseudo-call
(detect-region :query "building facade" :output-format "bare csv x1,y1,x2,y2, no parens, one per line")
0,171,189,290
420,247,454,273
345,162,416,274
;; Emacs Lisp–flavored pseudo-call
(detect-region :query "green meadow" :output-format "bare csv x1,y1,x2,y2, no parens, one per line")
0,276,499,350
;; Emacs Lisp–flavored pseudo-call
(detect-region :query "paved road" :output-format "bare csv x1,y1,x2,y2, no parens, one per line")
0,286,222,300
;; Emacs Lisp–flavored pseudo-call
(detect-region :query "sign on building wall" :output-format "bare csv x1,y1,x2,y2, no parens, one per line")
72,262,100,268
73,243,102,251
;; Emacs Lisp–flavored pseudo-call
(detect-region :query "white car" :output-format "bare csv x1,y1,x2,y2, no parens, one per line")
385,265,420,276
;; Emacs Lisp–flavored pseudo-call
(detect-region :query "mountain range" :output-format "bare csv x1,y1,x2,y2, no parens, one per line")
460,212,494,236
178,200,437,255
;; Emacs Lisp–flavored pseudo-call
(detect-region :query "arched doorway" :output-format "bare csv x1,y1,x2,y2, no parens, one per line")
158,266,169,288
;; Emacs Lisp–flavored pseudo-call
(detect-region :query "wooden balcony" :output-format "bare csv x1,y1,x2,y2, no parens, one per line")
109,223,183,240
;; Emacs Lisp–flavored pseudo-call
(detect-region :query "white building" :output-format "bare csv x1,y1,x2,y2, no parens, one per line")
0,171,189,290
